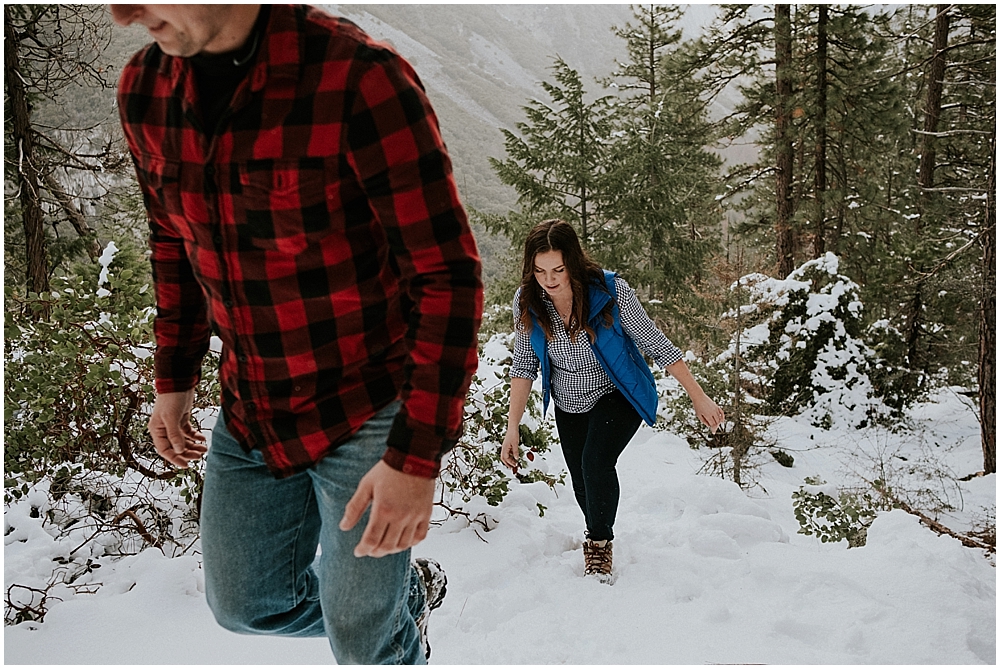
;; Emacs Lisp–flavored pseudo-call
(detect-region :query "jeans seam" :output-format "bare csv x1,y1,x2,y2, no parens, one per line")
291,480,319,606
383,599,403,662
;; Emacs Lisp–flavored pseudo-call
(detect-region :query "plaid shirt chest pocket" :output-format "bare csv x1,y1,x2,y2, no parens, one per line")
233,159,331,255
137,156,195,241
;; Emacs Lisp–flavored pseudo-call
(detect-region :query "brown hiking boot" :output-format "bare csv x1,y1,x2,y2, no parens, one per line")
583,539,614,584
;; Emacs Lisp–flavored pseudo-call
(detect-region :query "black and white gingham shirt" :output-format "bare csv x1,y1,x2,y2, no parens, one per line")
511,276,684,414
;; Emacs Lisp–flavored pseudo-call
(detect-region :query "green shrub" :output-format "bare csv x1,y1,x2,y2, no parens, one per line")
439,341,564,517
791,476,890,548
4,240,219,507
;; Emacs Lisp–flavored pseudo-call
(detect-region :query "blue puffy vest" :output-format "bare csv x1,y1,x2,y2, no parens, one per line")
527,270,659,425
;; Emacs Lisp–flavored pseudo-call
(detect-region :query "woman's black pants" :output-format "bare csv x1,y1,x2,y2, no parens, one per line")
554,389,643,542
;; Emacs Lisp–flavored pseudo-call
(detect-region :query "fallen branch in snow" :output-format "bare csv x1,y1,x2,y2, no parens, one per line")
893,499,994,554
432,501,494,541
4,582,59,626
113,508,163,551
68,505,165,558
867,480,995,554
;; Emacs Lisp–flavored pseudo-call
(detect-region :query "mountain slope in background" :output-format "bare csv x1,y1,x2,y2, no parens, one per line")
325,4,635,215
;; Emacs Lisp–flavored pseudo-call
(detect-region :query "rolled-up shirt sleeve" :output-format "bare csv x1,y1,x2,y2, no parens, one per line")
509,288,540,381
615,277,684,369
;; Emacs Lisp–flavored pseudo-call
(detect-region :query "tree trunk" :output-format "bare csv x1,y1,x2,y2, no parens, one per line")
905,5,951,381
903,289,924,374
917,4,951,206
647,7,657,105
812,5,828,258
579,108,589,241
774,4,795,278
980,131,996,474
830,128,845,254
5,5,50,295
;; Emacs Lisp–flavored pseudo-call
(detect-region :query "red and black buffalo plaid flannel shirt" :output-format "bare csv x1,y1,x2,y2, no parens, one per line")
118,5,483,479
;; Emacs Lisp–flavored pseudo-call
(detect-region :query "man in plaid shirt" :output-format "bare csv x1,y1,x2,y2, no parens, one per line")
113,4,482,663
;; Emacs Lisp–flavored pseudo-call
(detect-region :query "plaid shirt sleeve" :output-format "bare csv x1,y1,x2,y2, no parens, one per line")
127,151,213,395
344,50,483,477
148,227,213,394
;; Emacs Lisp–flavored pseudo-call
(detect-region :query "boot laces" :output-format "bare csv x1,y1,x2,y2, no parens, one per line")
583,539,613,575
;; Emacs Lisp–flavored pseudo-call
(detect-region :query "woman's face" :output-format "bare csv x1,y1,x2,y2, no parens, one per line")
533,250,571,300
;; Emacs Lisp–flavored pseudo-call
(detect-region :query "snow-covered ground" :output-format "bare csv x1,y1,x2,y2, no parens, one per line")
5,381,994,664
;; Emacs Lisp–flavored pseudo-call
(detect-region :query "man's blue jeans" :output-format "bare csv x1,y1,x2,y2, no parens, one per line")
200,402,427,664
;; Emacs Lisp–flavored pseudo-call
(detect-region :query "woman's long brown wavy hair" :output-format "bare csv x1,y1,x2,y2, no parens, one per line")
517,219,612,343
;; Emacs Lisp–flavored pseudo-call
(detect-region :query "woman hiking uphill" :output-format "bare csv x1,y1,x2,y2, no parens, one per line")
500,219,724,584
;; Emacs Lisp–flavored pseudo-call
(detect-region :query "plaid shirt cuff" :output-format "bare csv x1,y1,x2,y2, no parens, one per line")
153,353,202,394
153,374,200,395
382,447,440,479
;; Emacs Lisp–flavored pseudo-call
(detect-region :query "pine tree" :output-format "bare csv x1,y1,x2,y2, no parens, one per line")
600,4,722,315
689,5,807,276
696,6,908,281
911,4,995,471
982,130,995,473
487,57,615,245
792,6,907,297
773,4,796,279
811,4,828,258
877,4,995,402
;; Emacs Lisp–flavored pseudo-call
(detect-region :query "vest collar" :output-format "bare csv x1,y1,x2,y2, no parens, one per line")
587,272,614,323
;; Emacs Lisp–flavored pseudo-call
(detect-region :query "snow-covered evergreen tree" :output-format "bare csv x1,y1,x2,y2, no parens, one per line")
718,253,890,428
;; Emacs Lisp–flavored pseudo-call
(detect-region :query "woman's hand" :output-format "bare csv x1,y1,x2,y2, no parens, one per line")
664,360,725,435
501,378,533,472
692,395,725,434
500,429,521,471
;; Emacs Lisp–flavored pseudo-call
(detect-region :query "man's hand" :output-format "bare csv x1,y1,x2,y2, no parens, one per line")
339,460,436,558
148,390,208,467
